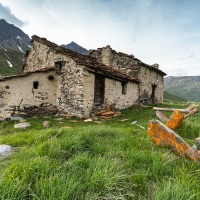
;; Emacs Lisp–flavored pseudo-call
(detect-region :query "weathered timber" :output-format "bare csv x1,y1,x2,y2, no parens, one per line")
148,120,199,161
156,111,168,123
165,110,184,130
153,107,190,113
184,108,198,118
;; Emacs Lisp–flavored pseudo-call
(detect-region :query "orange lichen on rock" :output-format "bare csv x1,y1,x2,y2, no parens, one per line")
148,120,199,161
165,110,184,130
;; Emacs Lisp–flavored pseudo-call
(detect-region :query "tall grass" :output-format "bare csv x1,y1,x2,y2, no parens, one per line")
0,104,200,199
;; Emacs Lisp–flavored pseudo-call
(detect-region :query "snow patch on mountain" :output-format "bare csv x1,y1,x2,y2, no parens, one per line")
6,60,13,68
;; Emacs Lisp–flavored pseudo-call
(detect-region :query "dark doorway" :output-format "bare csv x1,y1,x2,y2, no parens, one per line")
94,75,105,105
151,84,157,104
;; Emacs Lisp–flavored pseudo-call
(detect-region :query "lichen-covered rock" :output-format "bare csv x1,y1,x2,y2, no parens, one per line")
148,119,199,161
166,110,184,130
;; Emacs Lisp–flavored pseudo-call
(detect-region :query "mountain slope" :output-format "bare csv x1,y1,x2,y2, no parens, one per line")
165,76,200,101
61,41,89,55
0,19,31,52
0,19,31,75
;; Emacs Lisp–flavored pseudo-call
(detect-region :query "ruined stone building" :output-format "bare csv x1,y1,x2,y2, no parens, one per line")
0,35,166,120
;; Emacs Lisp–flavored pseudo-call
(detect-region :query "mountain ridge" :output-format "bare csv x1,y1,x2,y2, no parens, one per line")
164,76,200,101
0,19,31,75
61,41,90,55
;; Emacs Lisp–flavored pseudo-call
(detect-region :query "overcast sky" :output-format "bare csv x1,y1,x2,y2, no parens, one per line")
0,0,200,76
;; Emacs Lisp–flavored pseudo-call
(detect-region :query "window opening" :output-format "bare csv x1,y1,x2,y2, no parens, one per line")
151,84,157,104
33,81,39,89
122,82,127,94
94,75,105,106
55,61,65,75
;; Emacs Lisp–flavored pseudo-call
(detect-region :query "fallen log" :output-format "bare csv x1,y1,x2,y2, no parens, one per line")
153,107,190,113
148,119,199,161
166,110,184,130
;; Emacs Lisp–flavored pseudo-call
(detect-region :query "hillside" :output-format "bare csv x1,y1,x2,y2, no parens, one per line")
0,104,200,199
0,19,31,75
0,45,24,75
163,91,187,102
165,76,200,102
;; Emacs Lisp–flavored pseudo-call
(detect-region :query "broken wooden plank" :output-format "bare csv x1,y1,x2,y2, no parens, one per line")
184,108,198,118
148,119,199,161
100,111,116,116
165,110,184,130
186,103,196,111
153,107,190,113
156,111,169,123
106,103,111,112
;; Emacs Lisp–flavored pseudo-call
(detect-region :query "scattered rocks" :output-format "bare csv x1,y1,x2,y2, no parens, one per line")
14,122,30,129
0,144,13,159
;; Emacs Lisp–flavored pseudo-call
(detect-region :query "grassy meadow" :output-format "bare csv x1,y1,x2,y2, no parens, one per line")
0,102,200,199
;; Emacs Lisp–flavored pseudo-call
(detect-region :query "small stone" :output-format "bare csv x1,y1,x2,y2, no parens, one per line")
64,126,71,128
84,118,93,122
14,122,30,129
0,144,13,159
131,121,137,124
119,119,129,122
43,121,49,127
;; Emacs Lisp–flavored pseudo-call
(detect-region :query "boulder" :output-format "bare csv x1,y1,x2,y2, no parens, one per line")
0,144,13,159
148,119,199,161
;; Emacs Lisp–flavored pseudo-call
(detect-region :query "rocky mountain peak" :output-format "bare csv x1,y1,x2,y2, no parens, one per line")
61,41,89,55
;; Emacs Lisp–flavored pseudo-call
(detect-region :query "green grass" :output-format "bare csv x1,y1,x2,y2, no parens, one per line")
0,104,200,199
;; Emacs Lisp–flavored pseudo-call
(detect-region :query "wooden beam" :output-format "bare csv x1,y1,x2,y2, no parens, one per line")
153,107,190,113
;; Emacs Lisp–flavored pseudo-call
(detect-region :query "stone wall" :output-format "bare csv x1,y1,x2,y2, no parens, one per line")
138,67,164,104
23,40,85,117
83,69,95,116
0,71,58,119
104,78,139,108
82,69,139,115
23,41,55,73
58,63,84,117
90,46,165,103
